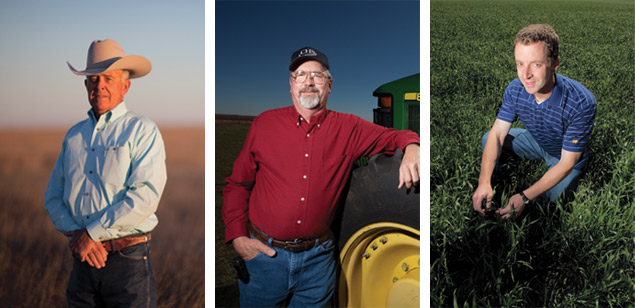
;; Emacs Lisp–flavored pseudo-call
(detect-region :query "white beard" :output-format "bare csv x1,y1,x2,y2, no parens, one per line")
299,93,320,109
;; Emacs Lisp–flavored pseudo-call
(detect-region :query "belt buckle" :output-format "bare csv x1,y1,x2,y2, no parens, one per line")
284,239,302,246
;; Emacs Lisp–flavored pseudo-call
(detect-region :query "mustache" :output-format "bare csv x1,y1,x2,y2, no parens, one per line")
299,86,319,93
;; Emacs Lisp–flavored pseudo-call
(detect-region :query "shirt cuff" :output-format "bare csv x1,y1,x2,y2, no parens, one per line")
397,133,420,153
86,220,111,242
225,221,249,244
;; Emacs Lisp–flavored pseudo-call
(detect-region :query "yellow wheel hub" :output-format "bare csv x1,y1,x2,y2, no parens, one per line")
338,223,420,307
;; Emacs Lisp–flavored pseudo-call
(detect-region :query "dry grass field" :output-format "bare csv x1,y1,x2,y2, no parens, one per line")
0,127,204,307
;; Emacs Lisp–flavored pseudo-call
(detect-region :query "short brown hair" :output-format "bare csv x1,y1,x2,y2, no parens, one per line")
515,24,560,65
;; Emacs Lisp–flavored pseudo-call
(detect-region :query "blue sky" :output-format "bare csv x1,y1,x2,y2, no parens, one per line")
0,0,204,128
214,0,420,121
0,1,418,128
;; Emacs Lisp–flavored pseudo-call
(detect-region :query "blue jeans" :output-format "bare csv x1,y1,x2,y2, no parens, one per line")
482,128,582,202
239,235,336,308
67,242,156,308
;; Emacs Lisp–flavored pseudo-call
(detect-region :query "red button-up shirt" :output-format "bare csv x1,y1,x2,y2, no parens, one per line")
222,106,419,242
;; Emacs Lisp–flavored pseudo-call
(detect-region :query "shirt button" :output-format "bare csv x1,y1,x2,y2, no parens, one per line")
91,148,95,152
303,175,307,179
305,153,309,157
89,170,93,174
301,197,305,201
85,193,90,197
317,124,321,127
306,133,310,137
297,220,302,224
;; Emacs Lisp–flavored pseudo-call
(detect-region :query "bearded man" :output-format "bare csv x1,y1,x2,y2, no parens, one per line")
222,46,420,307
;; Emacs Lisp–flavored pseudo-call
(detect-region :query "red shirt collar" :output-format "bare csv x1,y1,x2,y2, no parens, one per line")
287,106,329,127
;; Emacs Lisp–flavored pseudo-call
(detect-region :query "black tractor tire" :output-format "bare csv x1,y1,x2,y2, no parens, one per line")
336,149,420,250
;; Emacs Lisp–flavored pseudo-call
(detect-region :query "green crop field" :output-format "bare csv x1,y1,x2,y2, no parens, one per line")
431,1,634,307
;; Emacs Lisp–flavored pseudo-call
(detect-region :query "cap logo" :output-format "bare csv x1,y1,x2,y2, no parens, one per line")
299,48,317,58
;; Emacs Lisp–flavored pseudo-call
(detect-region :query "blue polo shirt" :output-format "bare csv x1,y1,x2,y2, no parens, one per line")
497,73,596,170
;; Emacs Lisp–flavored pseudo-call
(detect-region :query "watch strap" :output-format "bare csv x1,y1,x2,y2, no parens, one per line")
519,191,530,204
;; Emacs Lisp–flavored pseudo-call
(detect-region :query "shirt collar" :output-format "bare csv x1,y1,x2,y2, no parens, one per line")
88,102,128,123
289,105,329,127
543,73,563,107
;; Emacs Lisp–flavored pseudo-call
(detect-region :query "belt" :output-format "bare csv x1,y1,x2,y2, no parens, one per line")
248,223,331,253
104,233,151,252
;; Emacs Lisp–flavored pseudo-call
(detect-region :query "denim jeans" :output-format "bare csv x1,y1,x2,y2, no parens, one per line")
67,242,156,308
482,128,582,202
239,235,336,308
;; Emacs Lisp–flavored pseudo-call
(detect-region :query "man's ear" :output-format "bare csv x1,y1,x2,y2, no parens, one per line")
122,79,131,96
552,56,561,72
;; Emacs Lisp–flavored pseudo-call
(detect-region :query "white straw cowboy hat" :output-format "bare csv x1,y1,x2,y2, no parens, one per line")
67,39,151,79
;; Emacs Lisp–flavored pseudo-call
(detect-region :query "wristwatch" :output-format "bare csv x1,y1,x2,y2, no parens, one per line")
519,191,530,205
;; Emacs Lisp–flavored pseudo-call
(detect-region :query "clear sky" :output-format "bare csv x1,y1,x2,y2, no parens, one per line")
214,0,420,121
0,0,204,128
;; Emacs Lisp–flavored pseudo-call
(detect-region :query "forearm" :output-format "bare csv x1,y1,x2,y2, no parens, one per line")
45,198,83,233
523,162,574,201
222,183,252,243
478,134,503,187
44,152,83,233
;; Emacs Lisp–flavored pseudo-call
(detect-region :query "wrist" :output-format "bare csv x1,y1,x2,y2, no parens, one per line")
478,178,492,187
404,143,419,153
519,191,530,204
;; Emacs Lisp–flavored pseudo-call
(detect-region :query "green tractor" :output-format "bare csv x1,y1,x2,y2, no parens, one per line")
336,73,420,307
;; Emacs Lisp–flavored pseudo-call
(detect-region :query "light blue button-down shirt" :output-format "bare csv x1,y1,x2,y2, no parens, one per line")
45,102,167,241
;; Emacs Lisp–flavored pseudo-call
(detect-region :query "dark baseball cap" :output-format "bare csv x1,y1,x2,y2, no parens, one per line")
289,46,330,71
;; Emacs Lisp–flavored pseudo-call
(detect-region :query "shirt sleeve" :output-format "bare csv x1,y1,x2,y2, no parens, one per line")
496,82,518,123
86,123,167,241
562,100,597,153
222,118,259,243
44,140,83,233
350,117,420,159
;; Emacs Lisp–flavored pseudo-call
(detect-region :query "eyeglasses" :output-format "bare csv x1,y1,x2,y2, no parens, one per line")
291,70,329,85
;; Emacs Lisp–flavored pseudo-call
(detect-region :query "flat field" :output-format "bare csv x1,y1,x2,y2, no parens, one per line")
215,122,251,307
0,127,204,307
431,1,634,307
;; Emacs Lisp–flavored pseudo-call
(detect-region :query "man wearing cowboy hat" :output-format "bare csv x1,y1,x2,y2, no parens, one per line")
45,39,166,307
222,46,420,307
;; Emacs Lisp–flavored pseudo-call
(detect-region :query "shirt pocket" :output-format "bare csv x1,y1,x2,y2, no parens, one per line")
101,143,131,188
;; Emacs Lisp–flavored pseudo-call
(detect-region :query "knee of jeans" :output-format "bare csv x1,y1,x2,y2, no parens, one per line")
481,131,490,150
545,183,577,203
544,190,560,203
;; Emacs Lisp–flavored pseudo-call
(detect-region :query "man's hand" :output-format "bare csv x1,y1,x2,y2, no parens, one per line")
497,193,526,219
398,143,420,189
472,184,494,214
68,229,108,268
232,236,277,260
